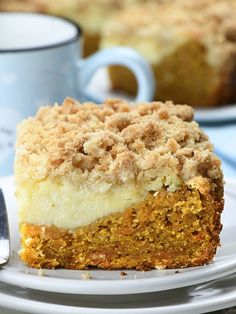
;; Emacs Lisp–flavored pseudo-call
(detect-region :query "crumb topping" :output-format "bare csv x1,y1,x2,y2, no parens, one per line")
103,0,236,39
15,98,222,187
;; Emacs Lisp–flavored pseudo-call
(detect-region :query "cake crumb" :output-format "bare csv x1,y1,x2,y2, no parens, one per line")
15,97,222,189
155,264,166,270
38,269,45,276
25,237,33,246
81,272,92,280
120,271,127,277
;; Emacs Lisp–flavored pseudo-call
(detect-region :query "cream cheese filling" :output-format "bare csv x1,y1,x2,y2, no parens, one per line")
17,175,180,229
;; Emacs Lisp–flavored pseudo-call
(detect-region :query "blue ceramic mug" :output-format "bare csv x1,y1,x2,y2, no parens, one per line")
0,12,154,176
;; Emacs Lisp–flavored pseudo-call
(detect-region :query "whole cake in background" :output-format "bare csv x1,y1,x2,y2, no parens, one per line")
0,0,148,56
15,98,224,270
101,0,236,107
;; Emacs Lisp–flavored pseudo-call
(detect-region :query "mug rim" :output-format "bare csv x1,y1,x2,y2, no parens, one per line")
0,12,82,53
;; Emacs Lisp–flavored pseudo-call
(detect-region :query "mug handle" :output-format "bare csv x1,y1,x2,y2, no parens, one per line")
77,47,155,103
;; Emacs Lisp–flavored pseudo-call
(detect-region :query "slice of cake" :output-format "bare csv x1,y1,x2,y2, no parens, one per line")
15,98,224,270
101,0,236,107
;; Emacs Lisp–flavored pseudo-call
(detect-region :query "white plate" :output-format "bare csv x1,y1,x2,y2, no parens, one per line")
0,176,236,295
195,105,236,123
87,68,236,123
0,274,235,314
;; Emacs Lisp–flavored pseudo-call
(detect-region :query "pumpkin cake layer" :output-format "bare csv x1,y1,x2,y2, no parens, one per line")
15,98,224,270
20,185,223,270
101,0,236,107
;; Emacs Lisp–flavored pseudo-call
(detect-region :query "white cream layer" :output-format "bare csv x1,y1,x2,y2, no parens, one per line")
17,175,180,229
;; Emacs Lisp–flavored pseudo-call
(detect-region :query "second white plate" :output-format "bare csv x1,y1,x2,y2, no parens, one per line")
0,176,236,295
0,274,236,314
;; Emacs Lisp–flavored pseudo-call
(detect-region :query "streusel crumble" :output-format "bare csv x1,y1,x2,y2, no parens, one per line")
15,98,224,270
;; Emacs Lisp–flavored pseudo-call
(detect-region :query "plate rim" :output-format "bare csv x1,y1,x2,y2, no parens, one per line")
0,278,235,314
195,103,236,123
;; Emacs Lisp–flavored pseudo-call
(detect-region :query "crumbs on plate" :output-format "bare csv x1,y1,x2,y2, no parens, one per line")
81,272,92,280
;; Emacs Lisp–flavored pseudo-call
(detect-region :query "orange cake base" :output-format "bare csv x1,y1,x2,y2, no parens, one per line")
108,41,236,108
20,184,223,270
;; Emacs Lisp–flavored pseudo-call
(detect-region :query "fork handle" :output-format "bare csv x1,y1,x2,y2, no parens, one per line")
0,189,9,240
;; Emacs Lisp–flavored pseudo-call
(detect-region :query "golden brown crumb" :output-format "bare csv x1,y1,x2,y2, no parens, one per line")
15,98,222,190
187,176,211,195
155,264,166,270
120,271,127,277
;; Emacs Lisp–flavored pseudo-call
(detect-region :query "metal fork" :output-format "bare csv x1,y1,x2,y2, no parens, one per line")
0,189,10,267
